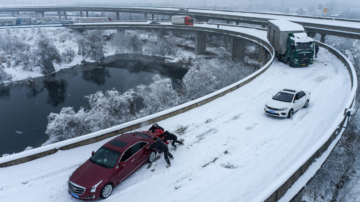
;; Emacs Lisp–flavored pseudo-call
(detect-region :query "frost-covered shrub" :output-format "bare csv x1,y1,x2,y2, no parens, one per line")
45,107,88,144
62,48,75,64
34,37,62,74
76,30,105,60
137,75,179,114
181,65,216,101
0,66,10,82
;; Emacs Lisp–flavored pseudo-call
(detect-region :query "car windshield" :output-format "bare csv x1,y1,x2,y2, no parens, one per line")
90,147,121,169
272,92,294,103
296,42,313,50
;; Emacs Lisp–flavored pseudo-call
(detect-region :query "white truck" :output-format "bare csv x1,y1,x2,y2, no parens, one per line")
268,20,314,67
171,15,193,26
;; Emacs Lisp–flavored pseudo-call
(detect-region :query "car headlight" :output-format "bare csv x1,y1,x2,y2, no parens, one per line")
278,107,288,111
90,180,103,193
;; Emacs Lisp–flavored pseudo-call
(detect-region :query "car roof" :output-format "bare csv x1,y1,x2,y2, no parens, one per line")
102,132,154,153
280,89,303,94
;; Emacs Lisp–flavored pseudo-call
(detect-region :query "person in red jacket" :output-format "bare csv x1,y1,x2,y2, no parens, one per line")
155,129,184,150
154,129,169,145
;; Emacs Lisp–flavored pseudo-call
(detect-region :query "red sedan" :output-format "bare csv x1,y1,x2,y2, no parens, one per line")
68,131,157,200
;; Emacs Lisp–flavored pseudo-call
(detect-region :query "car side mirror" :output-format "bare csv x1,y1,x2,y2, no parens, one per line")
119,162,126,167
91,151,95,156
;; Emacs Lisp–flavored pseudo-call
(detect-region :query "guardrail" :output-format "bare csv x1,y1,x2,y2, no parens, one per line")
0,24,275,167
259,41,357,202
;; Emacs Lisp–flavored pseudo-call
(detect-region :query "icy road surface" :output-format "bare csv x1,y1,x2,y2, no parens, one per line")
0,49,351,202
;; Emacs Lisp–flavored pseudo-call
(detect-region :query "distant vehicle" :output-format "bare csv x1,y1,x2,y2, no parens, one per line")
75,17,113,23
0,17,34,26
268,20,314,67
149,21,160,24
34,21,43,25
178,8,188,11
68,132,157,200
62,20,74,25
264,89,310,118
171,15,194,26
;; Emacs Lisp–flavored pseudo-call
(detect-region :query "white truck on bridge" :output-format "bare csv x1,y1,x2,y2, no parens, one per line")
171,15,193,26
268,20,314,67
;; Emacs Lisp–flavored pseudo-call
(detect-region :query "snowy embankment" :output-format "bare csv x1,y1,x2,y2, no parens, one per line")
0,48,351,202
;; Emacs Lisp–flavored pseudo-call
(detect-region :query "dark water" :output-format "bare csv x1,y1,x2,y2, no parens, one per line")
0,59,187,155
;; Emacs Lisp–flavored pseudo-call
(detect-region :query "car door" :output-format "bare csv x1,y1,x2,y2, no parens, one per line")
136,142,150,165
113,146,136,185
293,93,302,111
294,92,306,111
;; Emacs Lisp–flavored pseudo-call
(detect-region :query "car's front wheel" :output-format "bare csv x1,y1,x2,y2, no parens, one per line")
147,151,156,163
287,109,293,118
303,100,309,108
100,183,113,199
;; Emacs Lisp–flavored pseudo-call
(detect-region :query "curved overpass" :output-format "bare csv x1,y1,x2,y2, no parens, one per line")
1,6,360,39
0,8,357,202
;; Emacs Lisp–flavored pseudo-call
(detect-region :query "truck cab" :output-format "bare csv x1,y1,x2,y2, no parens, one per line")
286,33,314,66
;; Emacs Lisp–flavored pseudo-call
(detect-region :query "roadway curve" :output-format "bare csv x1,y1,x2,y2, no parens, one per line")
0,23,354,202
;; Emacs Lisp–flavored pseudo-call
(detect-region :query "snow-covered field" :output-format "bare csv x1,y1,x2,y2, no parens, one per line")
0,47,351,201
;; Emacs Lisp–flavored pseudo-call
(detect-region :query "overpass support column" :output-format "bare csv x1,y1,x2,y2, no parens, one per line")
86,11,89,17
144,13,148,20
12,12,15,17
195,31,207,55
116,12,120,20
80,11,83,18
152,14,154,20
320,34,326,43
236,21,239,25
64,11,67,20
224,36,229,49
17,11,19,16
58,11,61,21
42,12,44,17
157,30,165,40
231,38,246,62
258,46,265,63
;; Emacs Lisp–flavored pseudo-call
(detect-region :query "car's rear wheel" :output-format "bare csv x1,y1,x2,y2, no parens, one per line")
303,100,309,108
287,109,293,118
100,183,113,199
147,151,156,163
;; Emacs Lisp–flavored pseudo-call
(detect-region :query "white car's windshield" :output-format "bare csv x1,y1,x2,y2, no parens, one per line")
273,92,294,103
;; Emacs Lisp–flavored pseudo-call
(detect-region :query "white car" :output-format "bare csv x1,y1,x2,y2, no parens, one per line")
264,89,310,118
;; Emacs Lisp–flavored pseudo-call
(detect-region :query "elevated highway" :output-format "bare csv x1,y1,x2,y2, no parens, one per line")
1,6,360,40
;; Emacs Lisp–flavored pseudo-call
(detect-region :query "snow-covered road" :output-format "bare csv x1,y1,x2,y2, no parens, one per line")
0,48,351,202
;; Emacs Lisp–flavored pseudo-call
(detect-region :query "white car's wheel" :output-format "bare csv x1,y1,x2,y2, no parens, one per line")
287,109,293,118
303,100,309,108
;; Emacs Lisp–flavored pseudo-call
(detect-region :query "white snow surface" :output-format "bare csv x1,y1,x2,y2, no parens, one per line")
0,48,351,202
269,20,304,32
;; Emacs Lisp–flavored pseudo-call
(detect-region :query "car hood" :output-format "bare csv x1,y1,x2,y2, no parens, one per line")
266,99,292,109
70,160,114,188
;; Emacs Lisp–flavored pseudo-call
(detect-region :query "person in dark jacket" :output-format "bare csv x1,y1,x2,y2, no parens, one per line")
148,123,164,133
148,137,173,168
315,44,319,58
156,129,184,150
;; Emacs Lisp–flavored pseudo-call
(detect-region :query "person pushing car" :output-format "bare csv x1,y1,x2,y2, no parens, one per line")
147,137,173,168
155,129,184,150
148,123,164,133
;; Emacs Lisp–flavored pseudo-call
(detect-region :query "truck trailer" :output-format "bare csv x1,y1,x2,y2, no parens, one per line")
0,17,37,26
171,16,194,26
267,20,314,67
